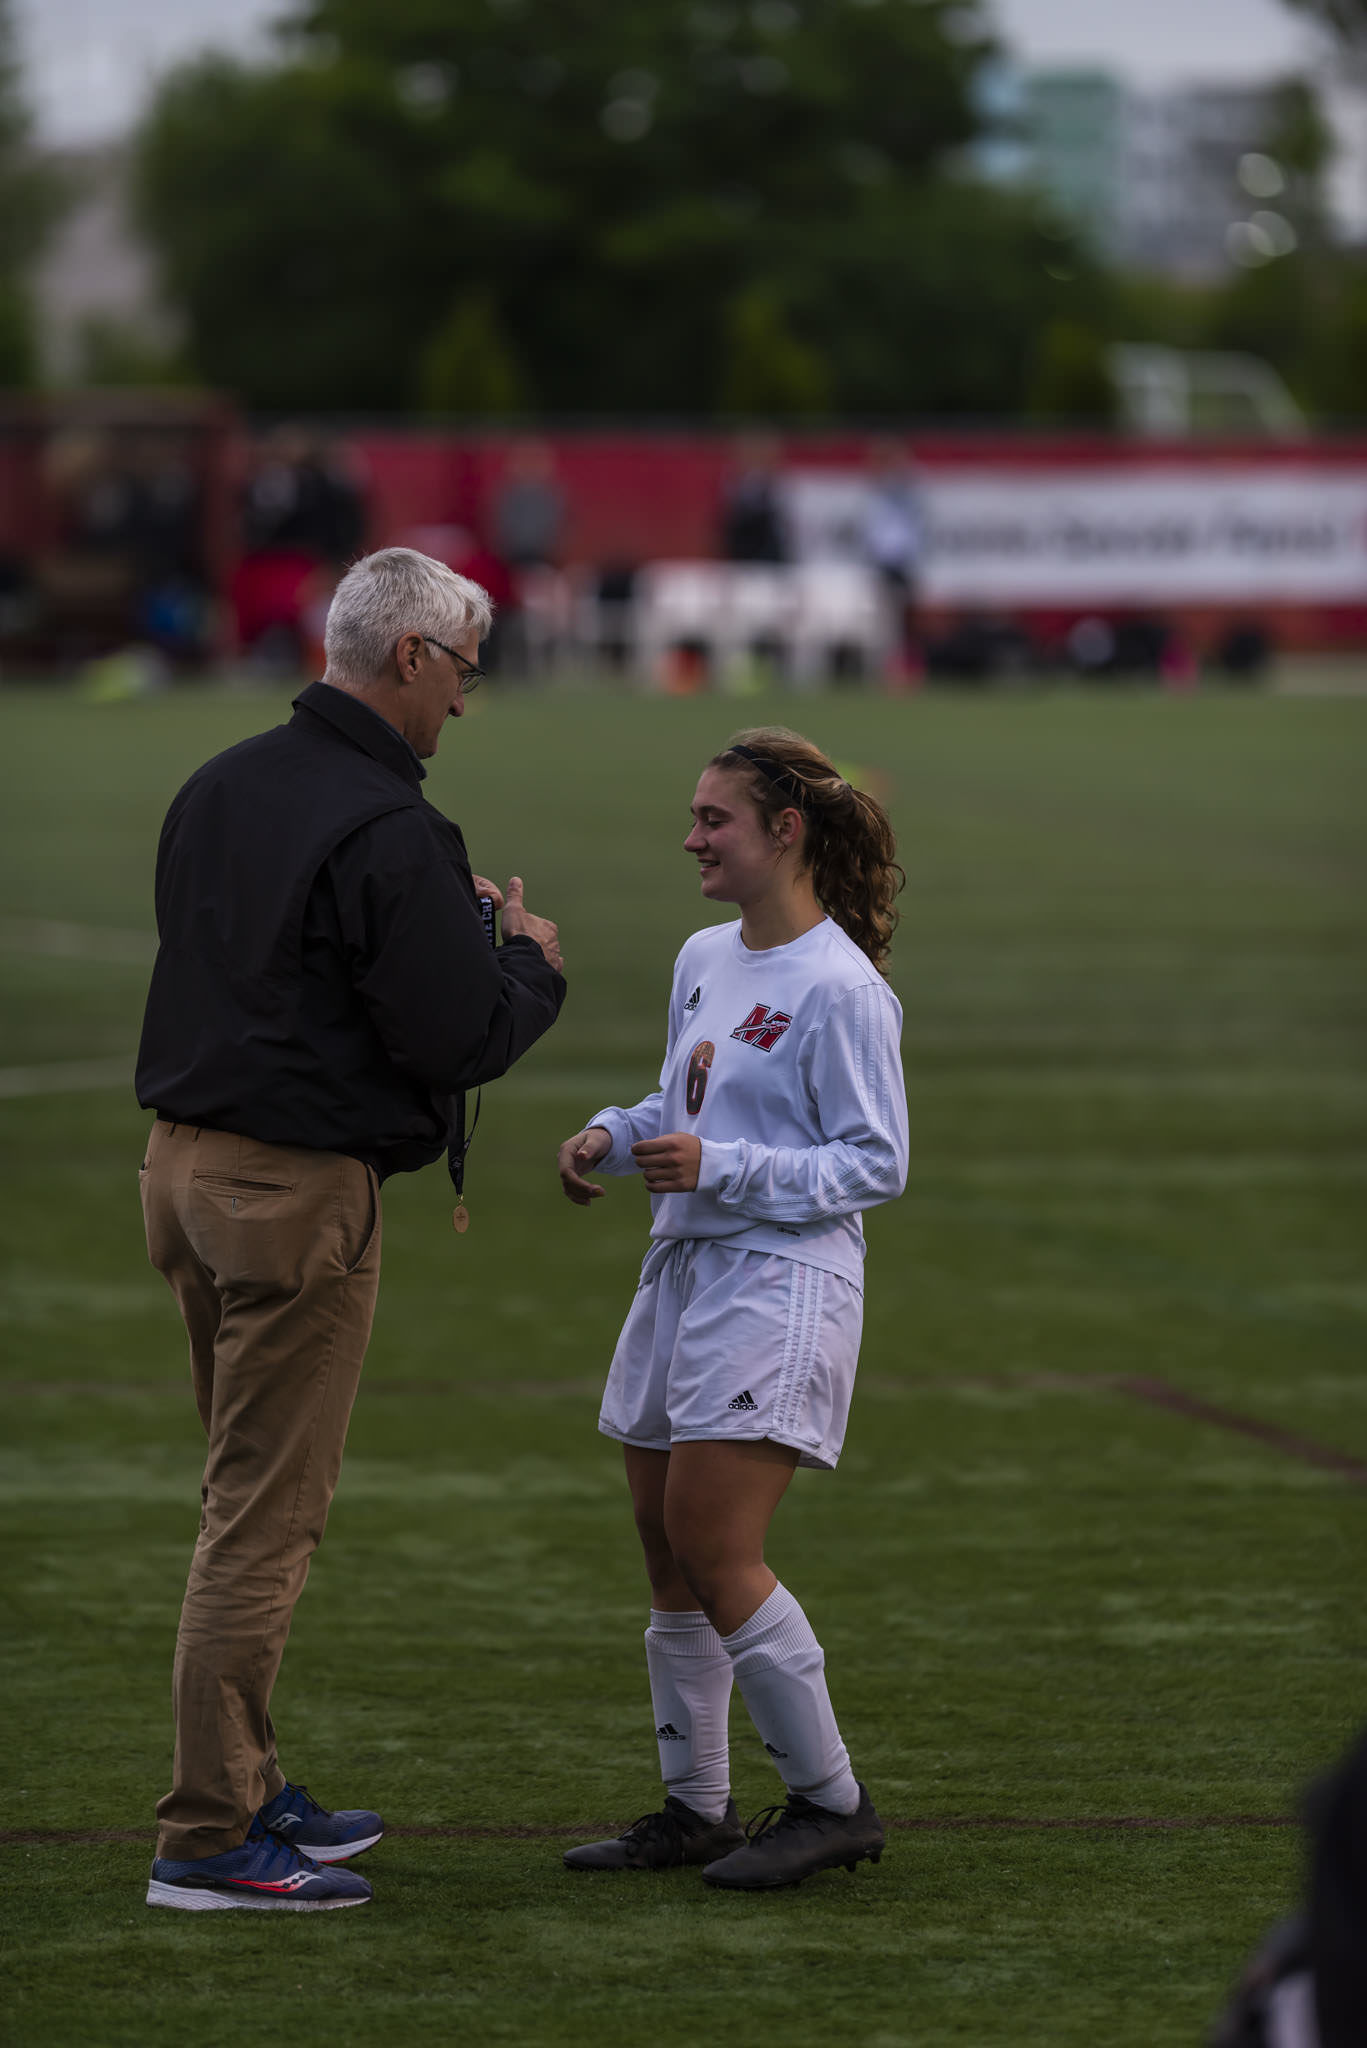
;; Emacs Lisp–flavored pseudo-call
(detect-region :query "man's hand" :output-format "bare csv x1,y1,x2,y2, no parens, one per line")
558,1125,612,1205
471,875,505,912
502,875,563,974
632,1133,702,1193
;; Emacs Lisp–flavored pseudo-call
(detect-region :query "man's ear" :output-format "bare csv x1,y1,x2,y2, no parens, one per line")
395,632,425,681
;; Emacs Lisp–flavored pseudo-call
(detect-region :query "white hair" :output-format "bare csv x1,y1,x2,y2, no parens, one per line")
323,547,494,682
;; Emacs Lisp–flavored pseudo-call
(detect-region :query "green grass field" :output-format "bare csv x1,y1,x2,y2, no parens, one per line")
1,676,1364,2046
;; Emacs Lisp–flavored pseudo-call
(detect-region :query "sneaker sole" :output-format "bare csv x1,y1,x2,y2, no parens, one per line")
292,1831,383,1863
146,1879,370,1911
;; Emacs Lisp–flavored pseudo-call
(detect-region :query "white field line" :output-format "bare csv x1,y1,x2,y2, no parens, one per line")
0,918,155,965
0,1056,134,1098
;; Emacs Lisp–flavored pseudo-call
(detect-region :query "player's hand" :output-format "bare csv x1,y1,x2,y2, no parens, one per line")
558,1126,612,1205
502,875,563,975
471,875,504,912
632,1133,701,1193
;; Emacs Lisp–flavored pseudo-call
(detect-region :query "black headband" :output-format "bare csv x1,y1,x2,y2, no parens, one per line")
726,744,807,809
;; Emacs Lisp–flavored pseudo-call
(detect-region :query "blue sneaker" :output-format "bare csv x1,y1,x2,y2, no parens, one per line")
258,1781,384,1863
146,1817,372,1911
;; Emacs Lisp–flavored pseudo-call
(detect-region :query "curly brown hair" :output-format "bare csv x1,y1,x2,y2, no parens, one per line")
709,726,904,974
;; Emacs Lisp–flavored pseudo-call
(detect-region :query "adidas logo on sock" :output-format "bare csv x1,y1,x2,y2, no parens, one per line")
656,1722,686,1742
764,1741,789,1759
727,1390,758,1412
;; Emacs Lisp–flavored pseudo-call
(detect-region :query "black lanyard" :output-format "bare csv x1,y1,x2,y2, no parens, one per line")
448,893,495,1232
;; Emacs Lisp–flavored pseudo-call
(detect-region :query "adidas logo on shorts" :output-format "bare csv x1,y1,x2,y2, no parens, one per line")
727,1389,759,1412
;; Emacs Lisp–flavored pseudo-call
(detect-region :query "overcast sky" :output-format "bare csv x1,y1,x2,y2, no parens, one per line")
12,0,1336,149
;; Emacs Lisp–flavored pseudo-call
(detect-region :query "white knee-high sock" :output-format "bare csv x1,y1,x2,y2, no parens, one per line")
644,1609,734,1822
722,1582,860,1815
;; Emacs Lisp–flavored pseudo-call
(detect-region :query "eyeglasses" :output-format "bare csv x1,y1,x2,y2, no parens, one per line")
425,637,486,690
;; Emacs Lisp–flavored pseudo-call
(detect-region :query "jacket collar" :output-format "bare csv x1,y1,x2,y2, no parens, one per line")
292,680,426,787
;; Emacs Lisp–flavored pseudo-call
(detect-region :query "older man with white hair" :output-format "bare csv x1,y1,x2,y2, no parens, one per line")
135,548,565,1912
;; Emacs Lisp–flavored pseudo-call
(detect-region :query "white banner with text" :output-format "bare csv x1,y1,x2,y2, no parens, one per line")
784,466,1367,605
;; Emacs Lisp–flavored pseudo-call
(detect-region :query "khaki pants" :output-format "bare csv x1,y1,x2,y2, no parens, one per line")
140,1119,382,1859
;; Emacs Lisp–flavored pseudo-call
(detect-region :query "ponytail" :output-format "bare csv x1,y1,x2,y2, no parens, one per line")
710,726,904,974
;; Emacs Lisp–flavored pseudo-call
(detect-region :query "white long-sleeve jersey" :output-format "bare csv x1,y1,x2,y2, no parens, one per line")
590,916,908,1285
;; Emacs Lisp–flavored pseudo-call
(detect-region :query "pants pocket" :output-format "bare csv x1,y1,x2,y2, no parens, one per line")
341,1166,380,1276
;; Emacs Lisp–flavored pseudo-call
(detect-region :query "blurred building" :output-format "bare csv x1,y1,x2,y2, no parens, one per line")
32,144,178,383
980,66,1301,281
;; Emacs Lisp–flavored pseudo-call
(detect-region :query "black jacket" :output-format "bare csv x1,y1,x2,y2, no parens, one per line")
135,681,565,1177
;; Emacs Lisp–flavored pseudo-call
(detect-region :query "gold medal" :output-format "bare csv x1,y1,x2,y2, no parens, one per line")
452,1203,470,1234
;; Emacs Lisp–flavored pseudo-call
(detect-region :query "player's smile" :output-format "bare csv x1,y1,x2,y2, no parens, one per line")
685,766,784,905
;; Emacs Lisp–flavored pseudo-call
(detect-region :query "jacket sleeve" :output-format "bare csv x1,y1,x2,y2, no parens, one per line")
330,809,565,1093
694,982,907,1222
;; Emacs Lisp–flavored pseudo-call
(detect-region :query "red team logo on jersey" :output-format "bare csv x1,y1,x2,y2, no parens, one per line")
730,1004,793,1052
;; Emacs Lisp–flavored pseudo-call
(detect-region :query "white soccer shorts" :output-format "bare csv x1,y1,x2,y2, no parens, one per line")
598,1237,864,1472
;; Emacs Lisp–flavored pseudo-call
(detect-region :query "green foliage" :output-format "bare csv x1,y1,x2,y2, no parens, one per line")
1311,266,1367,418
418,290,528,414
0,0,67,387
1264,76,1334,189
1109,244,1367,428
783,177,1110,416
1199,245,1367,420
1025,317,1116,423
133,55,423,412
71,313,191,388
130,0,1115,417
0,274,34,383
1278,0,1367,50
717,284,830,416
1111,273,1213,353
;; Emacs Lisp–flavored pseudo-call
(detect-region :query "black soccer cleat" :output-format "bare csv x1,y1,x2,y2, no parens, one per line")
563,1795,745,1872
701,1781,884,1890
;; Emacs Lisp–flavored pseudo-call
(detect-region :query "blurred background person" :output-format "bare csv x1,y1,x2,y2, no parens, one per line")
235,426,368,672
492,440,565,573
719,436,790,566
862,441,926,677
127,431,209,667
491,442,568,677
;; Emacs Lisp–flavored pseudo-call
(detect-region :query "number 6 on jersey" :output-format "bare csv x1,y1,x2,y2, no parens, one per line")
685,1039,715,1116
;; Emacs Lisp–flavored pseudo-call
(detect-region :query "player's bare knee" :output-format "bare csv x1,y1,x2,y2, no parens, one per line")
634,1523,681,1596
667,1544,732,1616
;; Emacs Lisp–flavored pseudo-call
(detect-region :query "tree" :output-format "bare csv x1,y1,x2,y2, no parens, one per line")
1279,0,1367,53
419,291,527,413
133,0,1102,417
1026,319,1116,423
0,0,66,385
717,285,830,416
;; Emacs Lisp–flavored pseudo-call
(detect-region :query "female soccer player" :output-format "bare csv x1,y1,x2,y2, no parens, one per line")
556,727,908,1890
